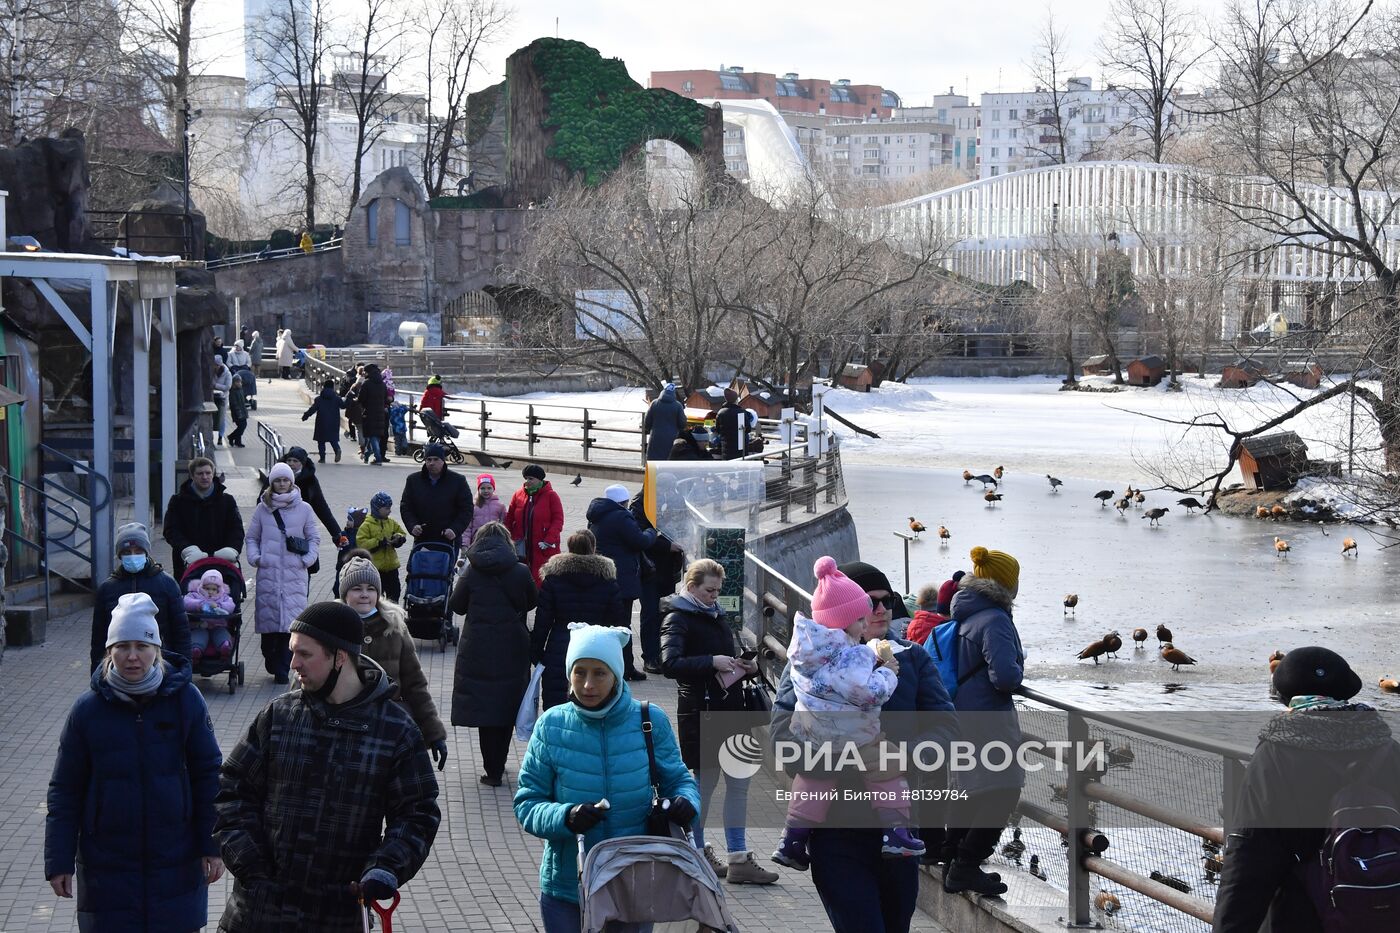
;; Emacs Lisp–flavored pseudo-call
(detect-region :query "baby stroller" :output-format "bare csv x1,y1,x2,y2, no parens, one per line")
577,816,738,933
412,409,465,464
179,556,247,695
403,541,460,651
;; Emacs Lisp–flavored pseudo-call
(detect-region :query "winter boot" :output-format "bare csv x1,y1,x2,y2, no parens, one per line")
701,844,728,879
771,827,811,871
943,859,1008,897
726,851,778,885
881,825,927,858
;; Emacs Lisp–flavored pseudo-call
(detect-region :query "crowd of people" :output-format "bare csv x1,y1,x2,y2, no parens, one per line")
39,362,1400,933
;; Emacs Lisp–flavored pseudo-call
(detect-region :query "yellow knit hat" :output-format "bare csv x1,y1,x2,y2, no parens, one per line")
970,546,1020,592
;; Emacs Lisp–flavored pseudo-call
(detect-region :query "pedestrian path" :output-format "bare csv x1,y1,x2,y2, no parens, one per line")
0,378,948,932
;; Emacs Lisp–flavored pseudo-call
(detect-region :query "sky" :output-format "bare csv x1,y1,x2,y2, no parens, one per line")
197,0,1127,106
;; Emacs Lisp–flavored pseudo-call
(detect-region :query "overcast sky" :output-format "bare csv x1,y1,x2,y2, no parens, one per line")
199,0,1145,106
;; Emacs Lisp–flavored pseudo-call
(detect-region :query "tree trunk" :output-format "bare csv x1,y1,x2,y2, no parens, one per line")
1378,279,1400,472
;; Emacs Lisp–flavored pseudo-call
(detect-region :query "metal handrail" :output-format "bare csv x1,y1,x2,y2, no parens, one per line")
257,421,286,474
1,466,99,621
743,553,1247,931
205,237,344,270
39,443,114,515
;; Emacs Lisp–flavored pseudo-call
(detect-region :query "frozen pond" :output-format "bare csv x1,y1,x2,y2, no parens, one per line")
845,464,1400,709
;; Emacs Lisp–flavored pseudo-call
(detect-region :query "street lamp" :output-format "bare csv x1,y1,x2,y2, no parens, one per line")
180,99,202,258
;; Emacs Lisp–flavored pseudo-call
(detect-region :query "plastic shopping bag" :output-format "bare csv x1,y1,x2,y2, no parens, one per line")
515,664,545,741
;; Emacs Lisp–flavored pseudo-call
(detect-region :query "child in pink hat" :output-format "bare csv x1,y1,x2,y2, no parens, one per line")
771,556,925,870
466,472,507,545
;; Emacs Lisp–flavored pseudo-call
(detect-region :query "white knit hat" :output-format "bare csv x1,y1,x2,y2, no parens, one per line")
604,484,630,504
106,593,162,648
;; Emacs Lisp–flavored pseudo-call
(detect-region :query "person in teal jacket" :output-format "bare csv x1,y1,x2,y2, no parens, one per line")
515,623,700,933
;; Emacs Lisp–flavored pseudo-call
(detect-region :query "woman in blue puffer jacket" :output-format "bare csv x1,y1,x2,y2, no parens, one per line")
515,624,700,933
46,592,223,932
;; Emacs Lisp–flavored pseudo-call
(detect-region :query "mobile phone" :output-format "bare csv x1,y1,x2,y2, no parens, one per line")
739,649,758,661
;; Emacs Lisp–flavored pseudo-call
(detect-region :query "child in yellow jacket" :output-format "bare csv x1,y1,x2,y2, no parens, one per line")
356,491,408,601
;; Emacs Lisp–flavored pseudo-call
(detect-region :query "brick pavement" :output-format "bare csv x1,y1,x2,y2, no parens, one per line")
0,378,946,932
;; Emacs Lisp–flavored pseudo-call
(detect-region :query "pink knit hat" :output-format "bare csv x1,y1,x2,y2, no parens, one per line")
810,556,873,629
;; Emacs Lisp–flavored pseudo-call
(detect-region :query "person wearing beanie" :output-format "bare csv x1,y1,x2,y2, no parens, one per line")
660,559,777,884
904,581,952,647
356,362,390,464
90,522,190,672
643,381,687,461
182,568,236,664
162,456,245,580
279,446,343,543
448,521,538,786
338,557,449,768
1215,646,1400,933
47,593,222,931
245,462,320,683
215,601,441,931
505,465,564,586
770,556,954,930
839,559,912,639
586,482,657,681
937,545,1027,896
516,623,703,930
715,388,759,460
356,491,409,601
467,472,507,545
400,442,473,547
301,378,346,463
420,375,446,419
773,556,925,871
533,529,626,710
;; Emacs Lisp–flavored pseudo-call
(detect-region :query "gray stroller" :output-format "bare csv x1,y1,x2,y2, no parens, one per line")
577,820,739,933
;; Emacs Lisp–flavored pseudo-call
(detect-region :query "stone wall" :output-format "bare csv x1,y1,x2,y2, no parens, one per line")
431,208,528,298
212,249,355,345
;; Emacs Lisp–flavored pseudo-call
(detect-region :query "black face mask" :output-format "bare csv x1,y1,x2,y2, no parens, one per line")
311,660,344,700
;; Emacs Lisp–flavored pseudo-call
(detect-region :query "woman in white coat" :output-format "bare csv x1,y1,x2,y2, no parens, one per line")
244,462,319,682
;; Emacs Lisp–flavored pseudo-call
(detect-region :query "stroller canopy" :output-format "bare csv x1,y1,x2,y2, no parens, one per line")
579,834,738,933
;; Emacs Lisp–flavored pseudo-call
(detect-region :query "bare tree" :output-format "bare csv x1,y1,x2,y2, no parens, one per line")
337,0,409,210
248,0,333,230
125,0,199,146
1100,0,1208,163
1023,9,1075,166
416,0,510,199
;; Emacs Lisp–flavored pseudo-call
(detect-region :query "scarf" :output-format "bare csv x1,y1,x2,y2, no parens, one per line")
264,487,301,510
105,660,163,703
571,685,624,719
1288,694,1374,712
671,592,722,618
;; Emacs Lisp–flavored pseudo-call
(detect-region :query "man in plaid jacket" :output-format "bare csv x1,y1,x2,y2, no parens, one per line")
215,602,441,931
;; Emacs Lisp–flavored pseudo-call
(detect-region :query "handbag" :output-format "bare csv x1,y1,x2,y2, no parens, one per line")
641,702,672,836
272,509,311,556
515,664,545,741
741,674,774,714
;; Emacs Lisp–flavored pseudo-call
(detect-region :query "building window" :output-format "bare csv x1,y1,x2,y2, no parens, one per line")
776,79,800,97
991,166,1000,176
1009,109,1018,119
992,109,1001,120
1007,146,1016,157
682,80,694,92
884,136,890,144
991,129,1000,139
991,147,999,157
720,72,750,92
1009,128,1017,138
366,199,379,246
393,200,411,246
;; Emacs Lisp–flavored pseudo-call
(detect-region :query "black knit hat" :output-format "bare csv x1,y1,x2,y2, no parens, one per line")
290,601,364,657
522,464,546,481
837,560,892,595
423,442,447,461
1272,646,1362,703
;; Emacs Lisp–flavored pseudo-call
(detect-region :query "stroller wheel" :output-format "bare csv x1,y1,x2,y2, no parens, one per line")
228,676,236,695
413,447,426,463
439,632,449,652
449,449,465,465
237,662,246,685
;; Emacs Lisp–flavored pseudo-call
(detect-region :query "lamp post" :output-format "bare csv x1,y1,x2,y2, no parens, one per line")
180,98,199,258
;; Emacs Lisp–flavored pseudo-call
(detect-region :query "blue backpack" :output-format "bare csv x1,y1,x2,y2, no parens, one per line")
925,618,987,700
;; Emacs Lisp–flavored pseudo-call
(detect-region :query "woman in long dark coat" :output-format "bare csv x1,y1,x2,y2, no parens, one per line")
357,364,389,464
301,379,344,463
531,529,625,710
448,521,537,787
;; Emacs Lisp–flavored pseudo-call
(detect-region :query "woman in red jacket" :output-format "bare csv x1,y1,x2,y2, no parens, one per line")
505,464,564,586
420,375,446,419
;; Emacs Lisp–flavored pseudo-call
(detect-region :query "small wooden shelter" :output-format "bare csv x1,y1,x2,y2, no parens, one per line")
836,363,874,392
1126,355,1166,387
1234,431,1310,491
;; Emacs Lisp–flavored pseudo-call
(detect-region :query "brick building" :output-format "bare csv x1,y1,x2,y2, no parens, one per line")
651,66,900,120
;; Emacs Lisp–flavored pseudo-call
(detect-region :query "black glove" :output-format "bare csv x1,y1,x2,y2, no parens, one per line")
358,869,397,902
664,796,698,827
390,534,407,548
565,802,607,834
430,739,448,771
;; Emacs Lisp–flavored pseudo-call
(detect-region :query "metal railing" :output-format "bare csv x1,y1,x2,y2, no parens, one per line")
88,209,197,259
205,237,344,270
258,420,286,474
743,551,1248,932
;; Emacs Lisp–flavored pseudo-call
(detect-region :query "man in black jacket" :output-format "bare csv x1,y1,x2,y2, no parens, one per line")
163,457,245,580
215,602,440,931
714,389,758,460
400,443,473,547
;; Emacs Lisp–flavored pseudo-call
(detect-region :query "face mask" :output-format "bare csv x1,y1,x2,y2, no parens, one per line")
120,554,147,573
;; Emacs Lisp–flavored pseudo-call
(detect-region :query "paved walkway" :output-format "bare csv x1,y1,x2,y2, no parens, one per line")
0,378,947,932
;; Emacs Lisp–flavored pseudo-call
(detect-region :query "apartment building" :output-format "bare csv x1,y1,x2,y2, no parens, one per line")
651,66,900,120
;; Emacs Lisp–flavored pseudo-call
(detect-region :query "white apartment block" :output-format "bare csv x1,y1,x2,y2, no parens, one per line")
823,117,956,183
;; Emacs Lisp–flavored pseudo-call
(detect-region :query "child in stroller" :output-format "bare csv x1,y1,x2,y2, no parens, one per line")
413,409,464,463
183,568,235,663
